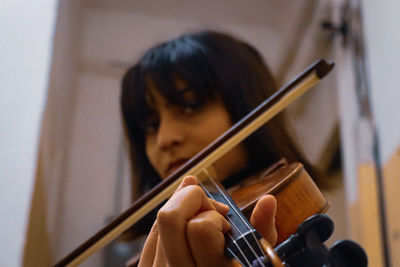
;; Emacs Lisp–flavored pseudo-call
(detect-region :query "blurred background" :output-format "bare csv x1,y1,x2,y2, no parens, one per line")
1,0,400,266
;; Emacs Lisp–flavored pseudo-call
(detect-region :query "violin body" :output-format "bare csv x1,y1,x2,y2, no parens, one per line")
230,160,329,244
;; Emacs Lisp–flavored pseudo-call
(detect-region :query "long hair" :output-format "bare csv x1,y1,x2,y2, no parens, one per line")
121,30,322,235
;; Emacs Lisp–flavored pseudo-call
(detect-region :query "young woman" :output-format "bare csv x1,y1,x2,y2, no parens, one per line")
121,30,323,266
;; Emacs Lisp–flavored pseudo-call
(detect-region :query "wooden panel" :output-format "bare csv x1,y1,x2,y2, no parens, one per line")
348,144,400,267
383,146,400,266
349,163,384,267
23,150,54,267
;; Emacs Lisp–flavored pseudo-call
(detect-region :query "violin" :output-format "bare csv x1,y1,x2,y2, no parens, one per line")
54,59,360,266
194,160,330,266
229,159,329,245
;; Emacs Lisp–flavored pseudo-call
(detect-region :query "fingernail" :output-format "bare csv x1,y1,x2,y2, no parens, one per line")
177,175,198,190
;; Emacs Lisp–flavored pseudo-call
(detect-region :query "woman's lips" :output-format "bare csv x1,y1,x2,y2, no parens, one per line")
166,159,188,176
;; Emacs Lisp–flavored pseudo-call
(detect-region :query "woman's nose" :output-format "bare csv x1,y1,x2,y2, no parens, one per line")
156,115,184,150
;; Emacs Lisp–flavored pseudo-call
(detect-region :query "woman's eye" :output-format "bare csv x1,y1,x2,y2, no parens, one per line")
183,106,194,115
182,101,200,115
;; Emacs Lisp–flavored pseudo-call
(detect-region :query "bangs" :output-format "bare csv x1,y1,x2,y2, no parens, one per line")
128,36,220,132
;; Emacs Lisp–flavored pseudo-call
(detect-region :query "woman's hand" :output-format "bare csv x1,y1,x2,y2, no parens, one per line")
138,176,277,267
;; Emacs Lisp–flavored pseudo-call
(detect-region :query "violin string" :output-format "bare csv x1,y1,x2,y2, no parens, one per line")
198,178,253,267
203,173,267,256
199,182,253,266
225,234,252,266
204,177,268,267
199,170,267,267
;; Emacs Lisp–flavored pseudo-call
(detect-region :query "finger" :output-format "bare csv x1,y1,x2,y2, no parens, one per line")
157,184,215,266
176,176,229,215
209,198,230,215
152,231,169,267
138,221,159,267
138,176,197,267
250,194,277,246
175,175,198,192
187,210,233,267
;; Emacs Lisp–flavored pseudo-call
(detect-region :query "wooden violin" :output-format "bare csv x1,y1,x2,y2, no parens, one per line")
54,59,334,267
229,159,329,245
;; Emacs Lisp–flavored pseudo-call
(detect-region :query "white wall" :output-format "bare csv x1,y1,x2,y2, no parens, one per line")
0,0,57,266
364,0,400,162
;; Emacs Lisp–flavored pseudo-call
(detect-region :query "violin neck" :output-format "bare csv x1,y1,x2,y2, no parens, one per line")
198,173,270,266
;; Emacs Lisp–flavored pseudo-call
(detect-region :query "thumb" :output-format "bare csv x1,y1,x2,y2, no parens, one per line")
250,195,277,246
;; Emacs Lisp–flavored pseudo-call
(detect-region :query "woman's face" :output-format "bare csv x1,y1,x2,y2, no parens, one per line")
144,78,248,180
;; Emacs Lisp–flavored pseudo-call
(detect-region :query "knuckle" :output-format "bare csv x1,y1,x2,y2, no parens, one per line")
187,212,218,236
184,184,204,198
156,208,180,227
